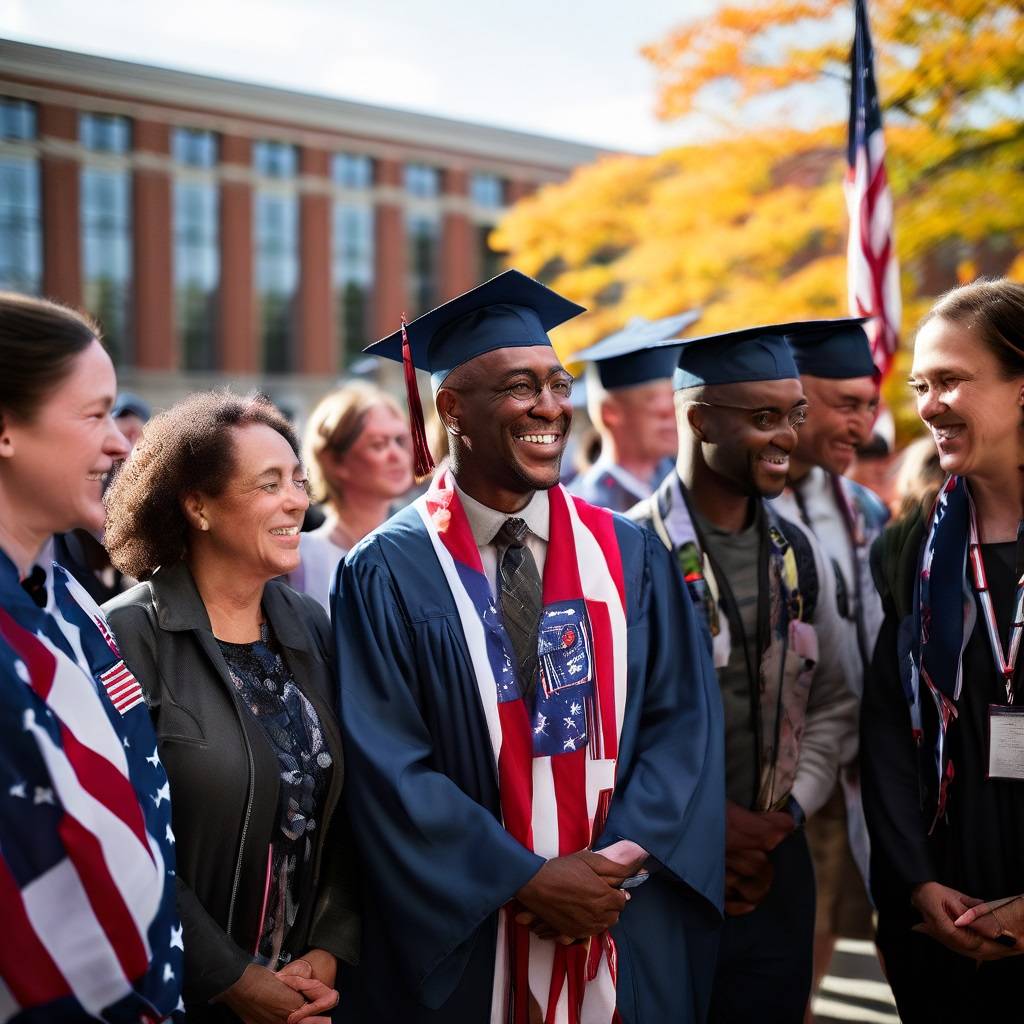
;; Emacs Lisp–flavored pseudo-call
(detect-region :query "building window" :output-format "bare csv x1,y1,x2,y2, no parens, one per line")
404,162,440,198
332,152,373,190
253,140,297,179
172,127,218,168
470,172,505,209
332,202,374,367
407,210,440,317
255,191,298,373
0,99,41,294
174,181,219,371
1,98,36,141
81,170,132,364
80,112,131,154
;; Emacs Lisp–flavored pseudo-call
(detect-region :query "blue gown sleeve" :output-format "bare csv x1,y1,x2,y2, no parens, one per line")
333,540,545,1007
597,527,726,916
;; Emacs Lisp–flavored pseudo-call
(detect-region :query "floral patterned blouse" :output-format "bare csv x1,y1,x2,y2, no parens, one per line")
217,622,333,968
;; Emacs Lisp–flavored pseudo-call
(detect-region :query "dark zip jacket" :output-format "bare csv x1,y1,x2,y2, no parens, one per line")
104,562,359,1014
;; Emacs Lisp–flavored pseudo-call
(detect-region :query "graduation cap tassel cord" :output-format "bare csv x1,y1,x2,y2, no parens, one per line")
401,315,436,479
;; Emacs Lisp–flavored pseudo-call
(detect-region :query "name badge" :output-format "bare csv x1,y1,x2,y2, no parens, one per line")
987,705,1024,780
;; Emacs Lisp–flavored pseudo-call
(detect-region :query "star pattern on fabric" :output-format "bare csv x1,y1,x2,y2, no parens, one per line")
152,781,170,808
146,747,160,769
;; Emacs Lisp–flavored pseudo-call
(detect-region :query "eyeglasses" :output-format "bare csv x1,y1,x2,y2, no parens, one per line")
687,401,808,432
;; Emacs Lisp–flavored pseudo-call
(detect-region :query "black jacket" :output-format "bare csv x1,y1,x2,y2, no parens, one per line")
104,562,359,1012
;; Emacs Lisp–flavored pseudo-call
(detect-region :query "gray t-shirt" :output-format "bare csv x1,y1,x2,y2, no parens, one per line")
695,509,761,807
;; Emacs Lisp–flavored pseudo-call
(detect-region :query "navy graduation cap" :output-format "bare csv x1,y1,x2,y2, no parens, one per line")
672,321,804,390
784,317,877,379
364,269,585,476
572,309,702,390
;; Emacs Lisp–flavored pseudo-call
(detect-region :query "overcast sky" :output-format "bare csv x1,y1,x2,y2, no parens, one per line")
0,0,736,153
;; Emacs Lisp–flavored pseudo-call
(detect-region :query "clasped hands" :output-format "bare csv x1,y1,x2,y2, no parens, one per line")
724,801,794,917
513,845,646,945
218,947,339,1024
912,881,1024,961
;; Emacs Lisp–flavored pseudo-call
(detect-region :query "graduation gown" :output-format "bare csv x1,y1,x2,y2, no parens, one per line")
333,503,725,1023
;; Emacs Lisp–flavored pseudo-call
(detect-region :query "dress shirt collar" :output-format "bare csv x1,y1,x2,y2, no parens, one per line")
454,481,551,547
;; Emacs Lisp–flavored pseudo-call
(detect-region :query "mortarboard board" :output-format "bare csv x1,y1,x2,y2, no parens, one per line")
572,310,702,390
364,269,585,476
672,322,804,390
784,317,877,379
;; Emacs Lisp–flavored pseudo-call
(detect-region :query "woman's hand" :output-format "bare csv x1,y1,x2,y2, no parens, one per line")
217,964,308,1024
276,952,340,1023
954,894,1024,959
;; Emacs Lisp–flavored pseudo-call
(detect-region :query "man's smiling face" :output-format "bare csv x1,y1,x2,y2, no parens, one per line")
438,345,573,499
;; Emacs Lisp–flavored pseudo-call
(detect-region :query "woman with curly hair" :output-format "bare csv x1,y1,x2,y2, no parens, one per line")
293,382,412,611
104,390,357,1023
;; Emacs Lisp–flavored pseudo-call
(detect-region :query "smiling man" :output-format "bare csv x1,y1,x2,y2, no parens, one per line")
568,311,700,512
770,320,890,1000
629,324,857,1023
332,271,725,1024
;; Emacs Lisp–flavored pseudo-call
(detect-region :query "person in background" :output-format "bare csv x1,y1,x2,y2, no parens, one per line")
630,322,858,1023
770,319,887,1010
892,434,943,522
568,311,700,512
111,392,151,452
0,291,181,1021
334,270,724,1023
293,382,413,611
848,431,896,510
103,390,358,1023
862,279,1024,1021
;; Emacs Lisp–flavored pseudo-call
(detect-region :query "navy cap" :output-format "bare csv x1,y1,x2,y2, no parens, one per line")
365,268,584,478
111,392,151,421
365,269,584,388
573,310,702,390
673,322,803,389
785,318,876,379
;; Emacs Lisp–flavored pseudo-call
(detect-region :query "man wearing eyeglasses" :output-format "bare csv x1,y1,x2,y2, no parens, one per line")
771,320,889,1011
629,323,857,1023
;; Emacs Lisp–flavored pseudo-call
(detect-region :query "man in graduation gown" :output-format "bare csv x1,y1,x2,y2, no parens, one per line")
629,324,858,1022
568,312,700,512
770,319,889,994
333,270,725,1023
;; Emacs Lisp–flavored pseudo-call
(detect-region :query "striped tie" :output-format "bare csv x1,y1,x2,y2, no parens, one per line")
496,517,542,701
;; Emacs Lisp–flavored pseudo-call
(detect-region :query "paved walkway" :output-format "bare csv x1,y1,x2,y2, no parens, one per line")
811,939,899,1023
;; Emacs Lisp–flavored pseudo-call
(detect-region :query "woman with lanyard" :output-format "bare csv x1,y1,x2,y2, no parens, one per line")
862,278,1024,1022
0,292,182,1020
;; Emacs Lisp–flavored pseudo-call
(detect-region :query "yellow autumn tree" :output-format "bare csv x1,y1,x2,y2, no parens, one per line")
492,0,1024,441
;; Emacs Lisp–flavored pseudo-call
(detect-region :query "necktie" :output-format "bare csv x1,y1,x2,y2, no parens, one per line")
21,565,47,609
495,517,543,701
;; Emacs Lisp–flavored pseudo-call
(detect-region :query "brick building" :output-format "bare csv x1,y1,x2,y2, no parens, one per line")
0,39,602,413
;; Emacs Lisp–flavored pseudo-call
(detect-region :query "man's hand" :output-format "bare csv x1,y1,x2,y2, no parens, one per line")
953,893,1024,960
911,882,1014,961
725,802,794,854
724,847,773,916
516,851,632,940
721,802,792,915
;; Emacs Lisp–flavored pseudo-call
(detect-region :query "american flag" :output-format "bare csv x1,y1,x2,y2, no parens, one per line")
0,560,182,1022
845,0,901,378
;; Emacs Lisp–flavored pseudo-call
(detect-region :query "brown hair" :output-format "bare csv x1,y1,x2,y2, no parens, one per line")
894,434,944,523
0,292,99,426
302,382,405,503
922,278,1024,379
105,390,299,579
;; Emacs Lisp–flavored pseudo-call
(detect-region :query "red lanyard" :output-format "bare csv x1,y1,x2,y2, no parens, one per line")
967,495,1024,703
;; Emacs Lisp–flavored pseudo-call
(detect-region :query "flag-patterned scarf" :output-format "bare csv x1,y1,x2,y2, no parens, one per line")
413,470,628,1024
907,475,975,827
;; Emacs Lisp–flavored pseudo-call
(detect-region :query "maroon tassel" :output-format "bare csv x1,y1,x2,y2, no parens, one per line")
401,316,435,479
